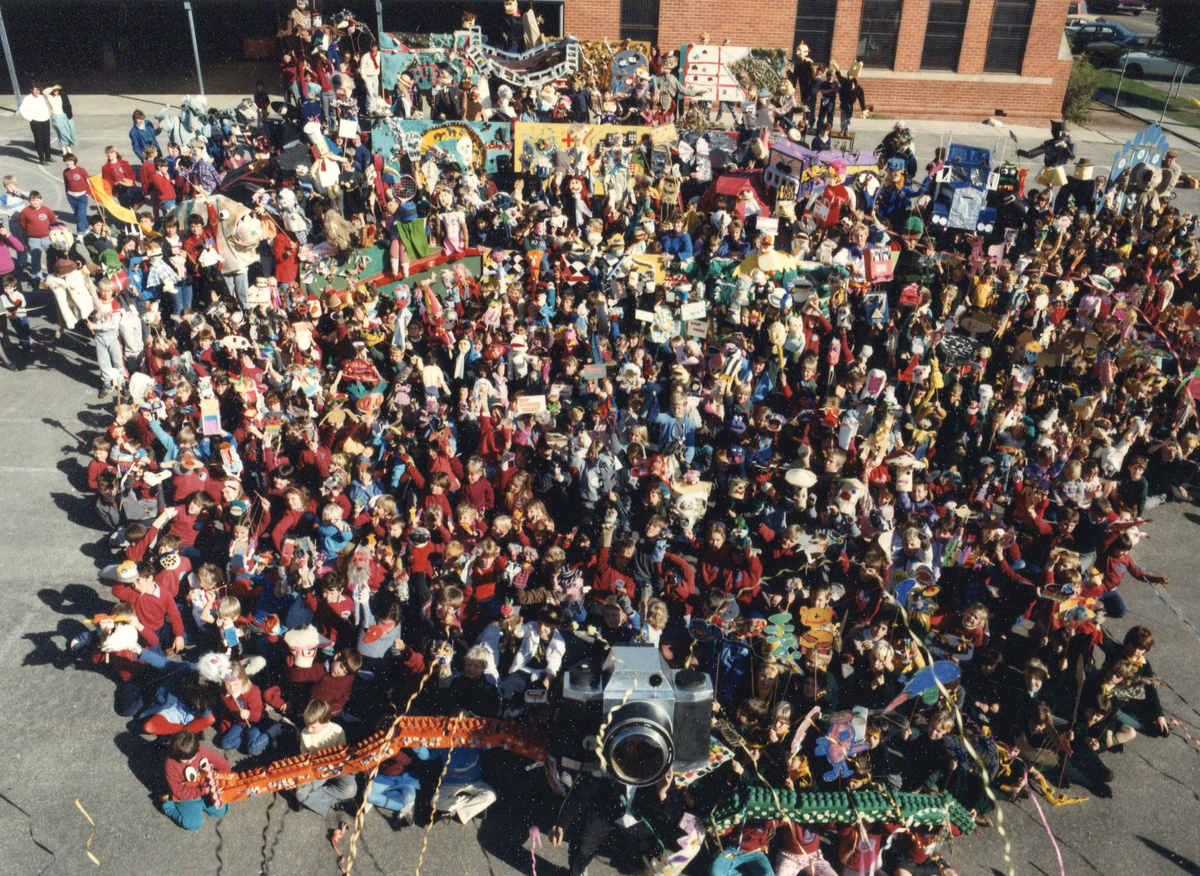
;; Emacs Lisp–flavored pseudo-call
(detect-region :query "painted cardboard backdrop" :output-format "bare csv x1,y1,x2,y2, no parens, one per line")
513,122,678,172
372,119,514,175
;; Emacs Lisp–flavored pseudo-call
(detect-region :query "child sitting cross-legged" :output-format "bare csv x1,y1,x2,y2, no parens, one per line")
293,698,357,817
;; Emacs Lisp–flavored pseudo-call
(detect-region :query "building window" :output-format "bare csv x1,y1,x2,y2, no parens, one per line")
921,0,969,70
793,0,838,65
984,0,1035,73
857,0,903,68
620,0,659,44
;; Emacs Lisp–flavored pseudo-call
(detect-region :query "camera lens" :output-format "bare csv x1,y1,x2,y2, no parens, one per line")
603,701,675,787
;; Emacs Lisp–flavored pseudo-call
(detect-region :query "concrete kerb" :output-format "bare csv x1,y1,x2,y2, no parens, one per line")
0,90,1156,145
0,94,250,116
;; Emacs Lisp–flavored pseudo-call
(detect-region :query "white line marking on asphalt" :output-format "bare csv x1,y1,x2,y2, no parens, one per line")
0,466,63,474
0,611,36,663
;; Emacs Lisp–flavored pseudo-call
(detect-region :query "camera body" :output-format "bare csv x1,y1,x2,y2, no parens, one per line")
559,645,713,787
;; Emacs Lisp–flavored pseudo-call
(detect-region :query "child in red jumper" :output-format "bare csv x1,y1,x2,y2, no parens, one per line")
161,731,230,830
213,661,270,755
88,435,116,491
111,561,186,653
303,571,355,647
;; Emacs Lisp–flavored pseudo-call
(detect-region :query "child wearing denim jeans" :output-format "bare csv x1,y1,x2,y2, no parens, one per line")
213,661,271,756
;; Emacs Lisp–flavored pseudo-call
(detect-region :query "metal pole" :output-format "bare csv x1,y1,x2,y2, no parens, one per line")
183,1,205,97
1112,54,1128,109
558,3,564,38
1158,63,1181,124
0,4,21,109
375,0,383,43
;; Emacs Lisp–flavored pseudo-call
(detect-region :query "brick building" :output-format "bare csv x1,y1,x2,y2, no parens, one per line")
564,0,1074,122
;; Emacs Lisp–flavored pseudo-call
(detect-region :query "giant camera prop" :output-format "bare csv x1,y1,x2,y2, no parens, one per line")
559,646,714,787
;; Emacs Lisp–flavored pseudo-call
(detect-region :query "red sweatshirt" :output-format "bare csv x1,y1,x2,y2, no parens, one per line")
88,458,116,491
111,581,184,647
304,591,354,645
167,503,203,547
172,470,223,504
462,477,495,513
216,683,265,732
125,523,160,563
311,671,355,715
165,746,231,801
18,204,53,239
593,546,637,600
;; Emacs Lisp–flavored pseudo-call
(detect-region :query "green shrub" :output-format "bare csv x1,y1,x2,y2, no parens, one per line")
1062,58,1104,123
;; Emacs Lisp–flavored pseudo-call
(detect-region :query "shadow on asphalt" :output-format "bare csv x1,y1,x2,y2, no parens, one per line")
39,583,107,617
112,731,167,804
0,142,37,162
56,456,90,492
21,617,88,670
1137,835,1200,874
49,490,103,532
23,330,104,389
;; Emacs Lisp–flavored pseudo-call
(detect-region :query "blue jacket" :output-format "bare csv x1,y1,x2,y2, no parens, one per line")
129,122,161,161
317,521,354,557
660,230,694,260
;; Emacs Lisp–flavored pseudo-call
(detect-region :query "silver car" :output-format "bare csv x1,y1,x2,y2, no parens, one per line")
1117,49,1200,81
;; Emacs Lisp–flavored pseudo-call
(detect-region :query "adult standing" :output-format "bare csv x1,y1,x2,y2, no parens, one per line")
815,68,838,133
790,44,817,124
17,191,53,285
45,85,76,152
62,153,92,233
834,63,866,135
358,45,381,114
18,85,52,164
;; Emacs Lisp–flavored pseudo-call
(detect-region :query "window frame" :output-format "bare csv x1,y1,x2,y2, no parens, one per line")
793,0,840,65
984,0,1036,74
619,0,660,44
857,0,904,69
920,0,970,70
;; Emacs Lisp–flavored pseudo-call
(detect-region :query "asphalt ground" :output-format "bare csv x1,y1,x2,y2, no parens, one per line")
1,101,1200,876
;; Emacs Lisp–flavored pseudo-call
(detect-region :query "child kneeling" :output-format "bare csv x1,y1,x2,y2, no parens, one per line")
162,730,230,830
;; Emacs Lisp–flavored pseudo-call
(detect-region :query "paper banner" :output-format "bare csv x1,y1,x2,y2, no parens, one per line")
200,397,222,436
514,394,547,415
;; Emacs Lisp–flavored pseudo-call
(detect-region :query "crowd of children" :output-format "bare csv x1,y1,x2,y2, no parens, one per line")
16,2,1200,873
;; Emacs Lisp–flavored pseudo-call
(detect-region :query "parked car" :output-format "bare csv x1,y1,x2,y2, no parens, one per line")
1065,15,1090,36
1070,20,1146,61
1117,48,1200,80
1080,19,1142,51
1088,0,1145,14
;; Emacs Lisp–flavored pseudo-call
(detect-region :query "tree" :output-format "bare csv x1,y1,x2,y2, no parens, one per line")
1156,0,1200,65
1062,58,1103,123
